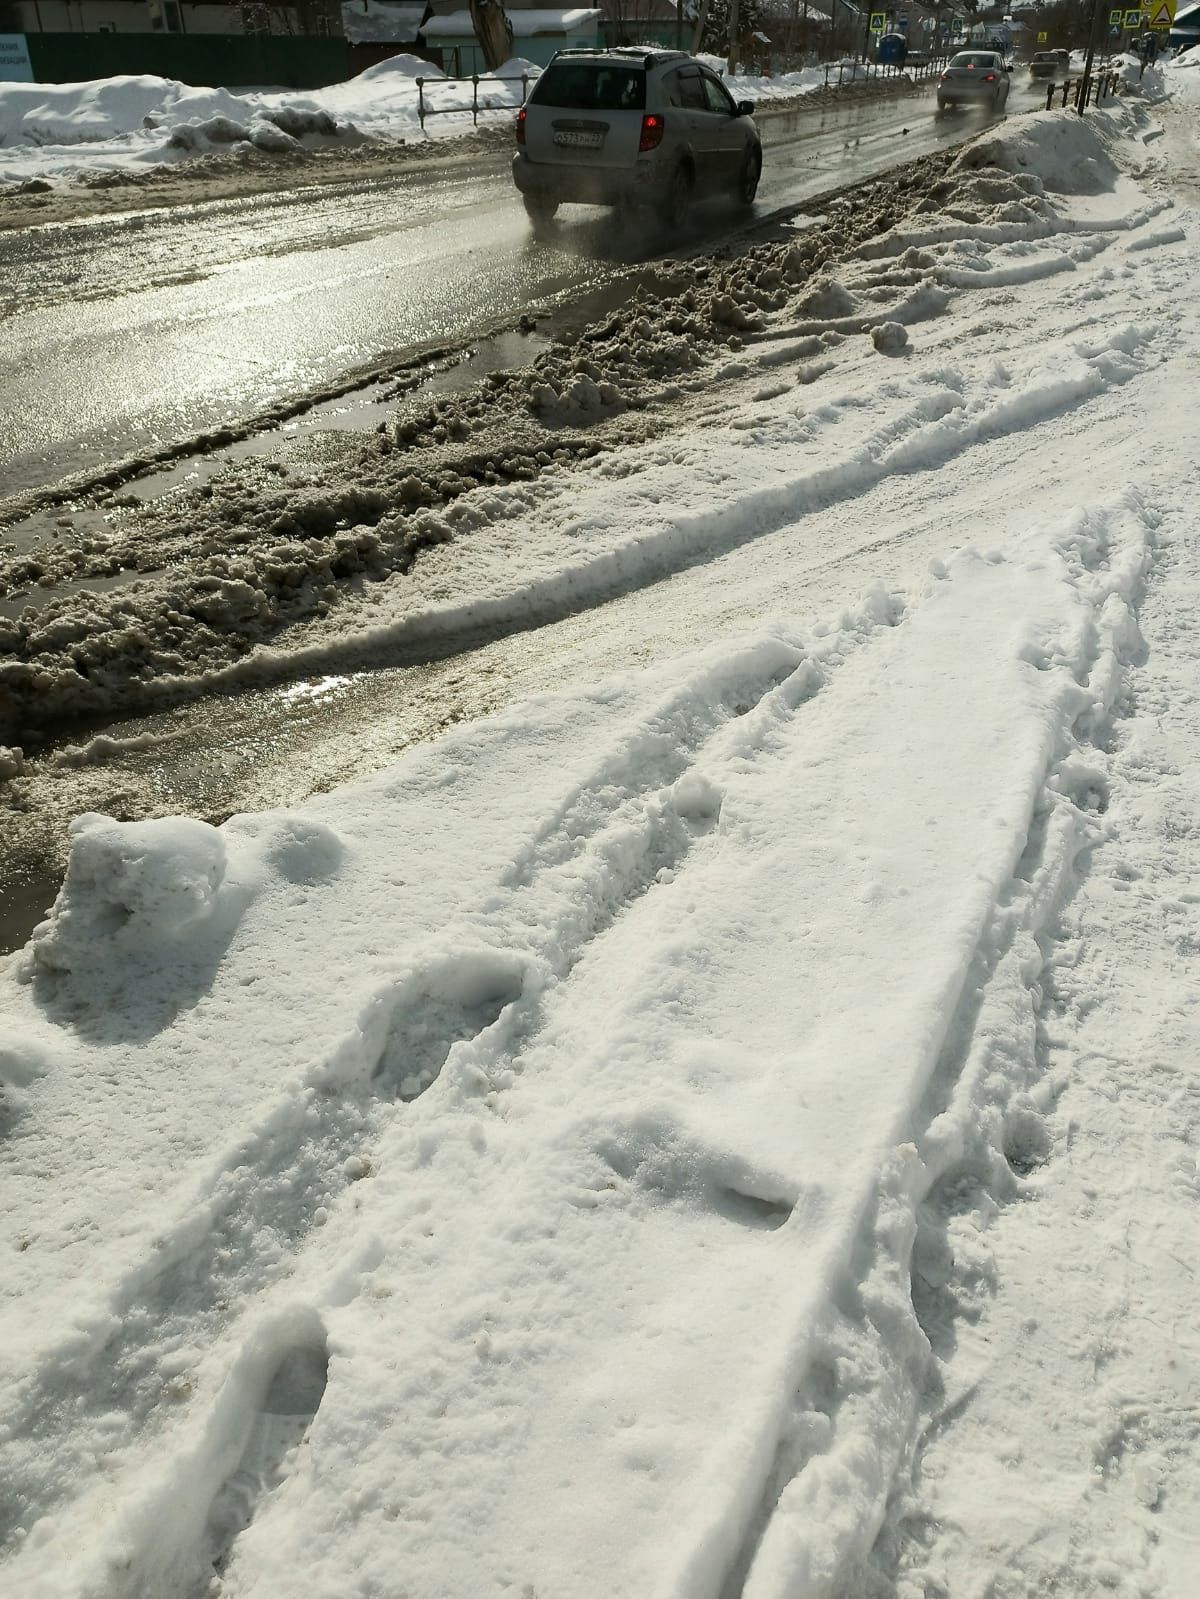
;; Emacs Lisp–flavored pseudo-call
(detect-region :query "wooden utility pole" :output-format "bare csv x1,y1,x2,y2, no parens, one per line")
727,0,741,72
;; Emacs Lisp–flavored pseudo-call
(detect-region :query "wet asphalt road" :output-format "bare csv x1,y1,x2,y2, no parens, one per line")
0,78,1047,498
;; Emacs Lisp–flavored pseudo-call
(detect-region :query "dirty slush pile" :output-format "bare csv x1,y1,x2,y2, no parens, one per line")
0,147,1030,757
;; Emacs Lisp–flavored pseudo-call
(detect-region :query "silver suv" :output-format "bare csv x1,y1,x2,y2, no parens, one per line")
512,48,762,229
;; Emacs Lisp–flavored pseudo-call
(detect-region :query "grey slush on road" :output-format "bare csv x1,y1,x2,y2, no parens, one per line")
512,48,762,229
936,50,1011,113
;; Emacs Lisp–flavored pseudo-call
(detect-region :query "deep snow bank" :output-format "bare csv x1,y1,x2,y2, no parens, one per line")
0,55,519,185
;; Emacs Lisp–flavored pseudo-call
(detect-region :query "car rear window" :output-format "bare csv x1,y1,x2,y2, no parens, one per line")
950,52,999,67
530,62,647,111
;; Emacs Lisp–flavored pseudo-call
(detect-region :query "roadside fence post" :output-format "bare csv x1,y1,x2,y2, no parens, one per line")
417,77,426,128
472,74,480,125
1045,81,1054,111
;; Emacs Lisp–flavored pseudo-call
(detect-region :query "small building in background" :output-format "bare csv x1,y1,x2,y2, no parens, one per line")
418,5,601,74
340,0,441,72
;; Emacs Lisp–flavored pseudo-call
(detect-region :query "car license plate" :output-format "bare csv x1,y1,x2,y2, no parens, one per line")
554,131,602,149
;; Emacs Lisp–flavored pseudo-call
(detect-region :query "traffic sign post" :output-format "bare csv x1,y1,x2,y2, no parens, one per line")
1079,0,1107,114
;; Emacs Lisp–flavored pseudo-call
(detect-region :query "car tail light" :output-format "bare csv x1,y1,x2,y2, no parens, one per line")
639,114,665,152
516,106,526,146
984,72,995,80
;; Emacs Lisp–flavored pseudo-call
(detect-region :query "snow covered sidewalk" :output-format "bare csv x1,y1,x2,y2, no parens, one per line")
1,98,1199,1599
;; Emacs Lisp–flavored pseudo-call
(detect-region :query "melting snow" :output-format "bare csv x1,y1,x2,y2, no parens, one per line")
1,95,1199,1599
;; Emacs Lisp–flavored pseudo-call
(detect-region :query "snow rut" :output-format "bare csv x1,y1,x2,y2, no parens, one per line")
717,492,1156,1599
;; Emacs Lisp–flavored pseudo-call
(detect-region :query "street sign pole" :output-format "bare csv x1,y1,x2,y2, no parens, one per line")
1079,0,1106,113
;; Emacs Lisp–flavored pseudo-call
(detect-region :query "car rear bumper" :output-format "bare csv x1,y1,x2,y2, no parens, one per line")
511,152,666,209
937,83,1003,101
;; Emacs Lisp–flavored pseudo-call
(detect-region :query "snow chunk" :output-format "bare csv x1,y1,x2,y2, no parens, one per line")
25,813,227,979
871,321,909,355
0,743,25,780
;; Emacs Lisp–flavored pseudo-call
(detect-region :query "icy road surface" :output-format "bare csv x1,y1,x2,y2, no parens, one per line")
1,93,1198,1599
0,82,1047,497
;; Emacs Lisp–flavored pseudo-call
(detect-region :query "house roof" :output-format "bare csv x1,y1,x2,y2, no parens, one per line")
421,7,601,36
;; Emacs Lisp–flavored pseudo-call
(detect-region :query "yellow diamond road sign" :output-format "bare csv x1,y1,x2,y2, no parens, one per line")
1145,0,1175,21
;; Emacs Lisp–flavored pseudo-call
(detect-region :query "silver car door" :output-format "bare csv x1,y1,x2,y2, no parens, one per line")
700,70,745,190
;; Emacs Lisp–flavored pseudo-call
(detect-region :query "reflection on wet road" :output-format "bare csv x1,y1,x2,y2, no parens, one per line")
0,78,1046,497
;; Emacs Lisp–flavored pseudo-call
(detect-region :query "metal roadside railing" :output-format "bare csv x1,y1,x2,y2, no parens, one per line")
414,56,949,129
1042,67,1123,111
414,73,535,129
817,56,951,93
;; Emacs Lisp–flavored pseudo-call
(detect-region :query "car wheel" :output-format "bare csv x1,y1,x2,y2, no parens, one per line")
523,193,558,225
665,163,694,231
737,146,762,207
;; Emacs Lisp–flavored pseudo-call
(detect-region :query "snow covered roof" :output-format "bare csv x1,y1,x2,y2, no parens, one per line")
340,1,426,45
421,7,601,36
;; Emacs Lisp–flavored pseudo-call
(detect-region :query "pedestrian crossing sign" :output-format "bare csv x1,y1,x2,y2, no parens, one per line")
1108,6,1122,19
869,12,886,31
1124,5,1143,21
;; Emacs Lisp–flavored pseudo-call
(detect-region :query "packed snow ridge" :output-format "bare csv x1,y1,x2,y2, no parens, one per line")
2,96,1200,1599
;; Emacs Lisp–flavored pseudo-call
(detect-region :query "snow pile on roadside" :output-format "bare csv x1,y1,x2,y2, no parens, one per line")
955,101,1123,193
0,55,528,187
1,88,1198,1599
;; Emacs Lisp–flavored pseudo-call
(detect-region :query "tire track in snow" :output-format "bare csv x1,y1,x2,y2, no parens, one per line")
0,600,906,1579
718,491,1157,1599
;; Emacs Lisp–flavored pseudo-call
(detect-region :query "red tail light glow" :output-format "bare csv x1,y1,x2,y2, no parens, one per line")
639,113,665,152
516,106,526,146
984,72,996,80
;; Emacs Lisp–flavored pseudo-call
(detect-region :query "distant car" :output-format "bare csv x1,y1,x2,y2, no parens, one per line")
904,49,931,67
512,48,762,230
936,49,1011,112
1029,49,1070,77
